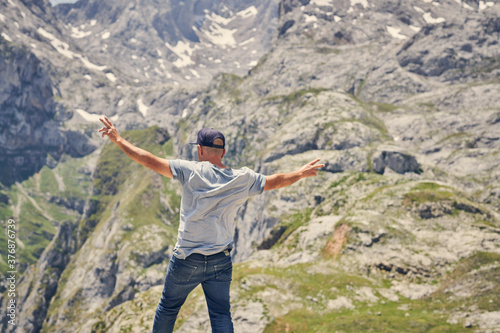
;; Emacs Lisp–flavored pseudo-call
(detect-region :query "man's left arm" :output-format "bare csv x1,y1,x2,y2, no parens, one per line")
98,117,174,179
263,158,325,191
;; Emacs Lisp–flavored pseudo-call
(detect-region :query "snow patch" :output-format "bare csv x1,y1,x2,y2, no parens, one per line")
37,28,107,71
80,57,106,71
101,31,110,39
334,15,341,22
76,109,119,123
311,0,331,5
84,75,92,81
237,6,258,19
189,69,200,78
208,12,233,26
90,19,97,26
409,25,421,32
105,73,117,82
137,99,148,117
239,37,255,46
0,13,5,22
165,41,196,68
197,14,237,48
479,1,494,10
37,28,75,59
71,26,92,39
413,6,425,13
304,14,318,23
422,12,445,24
387,26,407,39
1,33,12,42
248,60,258,67
463,3,474,10
117,99,124,107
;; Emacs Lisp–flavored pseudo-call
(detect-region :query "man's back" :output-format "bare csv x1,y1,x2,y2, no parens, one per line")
169,160,266,259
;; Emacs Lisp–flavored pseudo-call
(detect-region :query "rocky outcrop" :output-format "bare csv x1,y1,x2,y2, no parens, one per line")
397,9,500,83
0,221,77,333
0,38,63,186
372,149,421,175
54,0,279,87
0,38,96,186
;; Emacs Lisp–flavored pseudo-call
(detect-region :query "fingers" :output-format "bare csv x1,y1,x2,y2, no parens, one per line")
98,117,114,128
99,117,108,127
104,116,113,127
309,158,321,165
308,159,325,169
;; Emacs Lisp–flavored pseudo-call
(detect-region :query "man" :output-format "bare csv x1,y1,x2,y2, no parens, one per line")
98,117,324,333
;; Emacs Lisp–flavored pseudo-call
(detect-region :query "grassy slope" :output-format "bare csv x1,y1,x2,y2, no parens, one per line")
0,153,94,276
87,170,499,333
42,126,181,331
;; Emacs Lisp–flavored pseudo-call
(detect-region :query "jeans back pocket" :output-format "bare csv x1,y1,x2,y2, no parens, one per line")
169,258,197,283
214,259,232,282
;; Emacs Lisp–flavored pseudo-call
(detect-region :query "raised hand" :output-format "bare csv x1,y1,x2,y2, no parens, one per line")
98,116,120,143
298,158,325,178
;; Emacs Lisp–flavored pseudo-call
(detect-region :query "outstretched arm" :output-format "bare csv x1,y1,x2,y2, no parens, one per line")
98,117,173,179
263,158,325,191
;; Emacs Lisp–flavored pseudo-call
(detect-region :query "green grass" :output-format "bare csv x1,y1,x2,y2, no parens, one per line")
316,47,342,55
435,252,500,311
372,101,400,112
271,208,313,249
232,260,470,332
265,87,329,107
264,303,469,333
403,182,455,206
216,73,244,102
39,166,60,194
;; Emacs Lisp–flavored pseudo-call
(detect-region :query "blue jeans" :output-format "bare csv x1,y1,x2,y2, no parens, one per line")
152,250,234,333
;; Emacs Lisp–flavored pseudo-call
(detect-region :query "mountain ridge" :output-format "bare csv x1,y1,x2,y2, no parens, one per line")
0,0,499,332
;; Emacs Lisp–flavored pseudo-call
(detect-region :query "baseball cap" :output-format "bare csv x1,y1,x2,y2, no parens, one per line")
190,128,225,149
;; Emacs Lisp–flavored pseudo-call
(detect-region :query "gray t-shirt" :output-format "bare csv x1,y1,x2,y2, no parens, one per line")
169,159,266,259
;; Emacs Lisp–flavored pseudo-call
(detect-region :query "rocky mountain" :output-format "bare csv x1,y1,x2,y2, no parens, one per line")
1,0,500,332
0,0,97,186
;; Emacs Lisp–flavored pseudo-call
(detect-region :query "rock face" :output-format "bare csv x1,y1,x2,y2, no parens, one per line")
0,38,95,186
4,221,77,333
0,39,62,185
1,0,500,332
54,0,278,87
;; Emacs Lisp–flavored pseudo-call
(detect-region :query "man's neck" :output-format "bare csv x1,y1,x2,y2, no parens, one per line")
200,158,227,169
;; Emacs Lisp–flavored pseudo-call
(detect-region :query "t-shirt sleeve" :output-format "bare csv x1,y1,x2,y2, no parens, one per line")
246,168,267,197
168,159,196,185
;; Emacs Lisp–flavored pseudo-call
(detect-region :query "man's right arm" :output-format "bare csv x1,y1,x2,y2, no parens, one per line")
98,117,174,179
114,136,174,179
263,158,325,191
